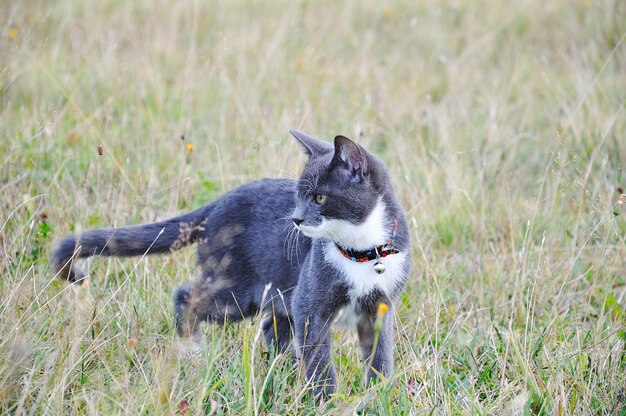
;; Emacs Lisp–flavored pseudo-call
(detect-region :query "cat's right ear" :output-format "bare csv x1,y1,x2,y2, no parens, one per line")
289,130,332,158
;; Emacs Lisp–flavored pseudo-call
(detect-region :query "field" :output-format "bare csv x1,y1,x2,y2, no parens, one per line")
1,0,625,414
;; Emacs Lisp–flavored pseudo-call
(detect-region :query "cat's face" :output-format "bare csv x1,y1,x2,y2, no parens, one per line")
290,131,383,246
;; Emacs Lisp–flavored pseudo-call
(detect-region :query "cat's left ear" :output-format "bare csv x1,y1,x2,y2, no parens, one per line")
289,130,333,158
332,135,368,178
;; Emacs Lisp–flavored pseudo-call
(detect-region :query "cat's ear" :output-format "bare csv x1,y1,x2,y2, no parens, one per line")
289,130,332,158
332,135,368,178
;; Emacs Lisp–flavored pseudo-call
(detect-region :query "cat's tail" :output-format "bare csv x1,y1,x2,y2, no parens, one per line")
50,206,210,283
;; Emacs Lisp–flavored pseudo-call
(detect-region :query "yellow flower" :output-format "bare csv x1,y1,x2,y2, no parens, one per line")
8,27,17,40
377,302,389,317
186,143,194,153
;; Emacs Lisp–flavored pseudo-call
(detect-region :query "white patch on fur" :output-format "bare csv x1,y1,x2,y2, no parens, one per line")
324,197,388,250
297,224,325,239
324,241,408,328
298,197,389,251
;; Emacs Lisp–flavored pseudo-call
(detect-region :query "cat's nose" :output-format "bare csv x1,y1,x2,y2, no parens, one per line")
292,217,304,226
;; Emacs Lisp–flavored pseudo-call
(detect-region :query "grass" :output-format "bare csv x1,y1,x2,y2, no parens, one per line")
1,0,625,414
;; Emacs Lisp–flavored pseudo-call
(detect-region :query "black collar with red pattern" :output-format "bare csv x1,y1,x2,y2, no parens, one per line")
335,242,400,262
334,219,400,263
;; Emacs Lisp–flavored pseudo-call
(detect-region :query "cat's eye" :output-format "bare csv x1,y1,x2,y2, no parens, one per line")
314,194,327,205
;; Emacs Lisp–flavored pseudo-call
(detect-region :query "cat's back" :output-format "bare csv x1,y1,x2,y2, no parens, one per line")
211,178,297,218
197,178,298,244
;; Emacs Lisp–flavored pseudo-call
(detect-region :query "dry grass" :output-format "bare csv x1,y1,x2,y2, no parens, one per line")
1,0,625,414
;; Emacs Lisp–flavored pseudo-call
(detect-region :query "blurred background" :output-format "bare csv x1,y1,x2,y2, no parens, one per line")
1,0,625,414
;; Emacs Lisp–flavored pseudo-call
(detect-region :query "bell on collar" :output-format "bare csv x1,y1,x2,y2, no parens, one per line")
373,261,386,274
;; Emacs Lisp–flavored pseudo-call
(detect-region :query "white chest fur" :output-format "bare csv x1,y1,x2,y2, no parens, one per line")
324,241,407,328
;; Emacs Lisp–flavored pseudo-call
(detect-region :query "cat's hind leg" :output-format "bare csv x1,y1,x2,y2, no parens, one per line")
173,278,248,339
174,283,200,339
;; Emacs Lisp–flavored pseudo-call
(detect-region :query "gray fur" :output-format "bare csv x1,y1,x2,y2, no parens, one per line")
51,131,411,398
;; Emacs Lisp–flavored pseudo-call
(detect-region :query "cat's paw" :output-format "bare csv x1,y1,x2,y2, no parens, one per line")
176,337,201,359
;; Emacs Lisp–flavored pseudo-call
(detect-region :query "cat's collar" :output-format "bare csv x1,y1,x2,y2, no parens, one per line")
334,219,399,274
334,242,400,263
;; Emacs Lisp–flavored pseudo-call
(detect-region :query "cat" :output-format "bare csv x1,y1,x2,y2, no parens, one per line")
51,131,411,398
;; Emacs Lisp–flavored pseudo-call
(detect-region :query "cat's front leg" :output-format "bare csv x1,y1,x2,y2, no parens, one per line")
295,315,336,398
261,313,293,354
357,307,394,386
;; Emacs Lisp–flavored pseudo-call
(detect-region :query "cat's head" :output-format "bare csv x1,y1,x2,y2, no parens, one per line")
289,130,391,250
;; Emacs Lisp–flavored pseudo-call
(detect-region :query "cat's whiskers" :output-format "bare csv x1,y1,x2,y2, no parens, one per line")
283,226,292,261
293,227,303,268
285,225,297,263
284,223,303,268
281,218,294,261
291,228,301,266
273,214,293,223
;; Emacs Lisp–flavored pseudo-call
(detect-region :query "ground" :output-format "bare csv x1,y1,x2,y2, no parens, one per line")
1,0,625,414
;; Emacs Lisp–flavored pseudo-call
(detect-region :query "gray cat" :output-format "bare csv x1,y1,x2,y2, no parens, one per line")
51,131,411,397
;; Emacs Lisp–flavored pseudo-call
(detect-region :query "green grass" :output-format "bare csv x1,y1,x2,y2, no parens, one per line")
1,0,625,414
